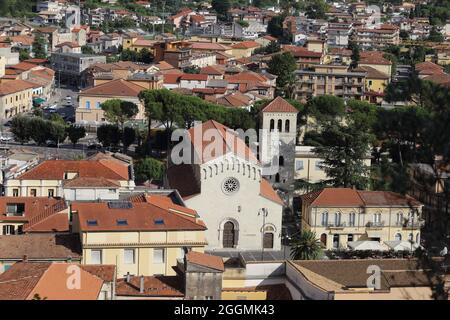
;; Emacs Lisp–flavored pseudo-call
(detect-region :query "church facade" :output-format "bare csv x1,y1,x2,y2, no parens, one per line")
166,120,284,251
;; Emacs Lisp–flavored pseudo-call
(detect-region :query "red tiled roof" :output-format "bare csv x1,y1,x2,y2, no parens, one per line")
200,65,225,75
186,251,224,271
163,73,182,84
9,62,37,71
116,276,184,297
63,177,120,188
17,159,130,181
55,41,80,48
261,96,298,113
231,40,261,49
260,178,284,205
73,201,206,232
0,80,38,96
80,79,146,97
225,71,269,83
190,42,231,51
180,73,208,81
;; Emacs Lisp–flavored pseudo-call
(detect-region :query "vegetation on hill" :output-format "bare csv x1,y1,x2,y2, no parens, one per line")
0,0,36,18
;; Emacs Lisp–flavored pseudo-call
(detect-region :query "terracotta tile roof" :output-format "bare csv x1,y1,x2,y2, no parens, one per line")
200,65,225,75
260,178,284,205
144,195,199,221
80,79,146,97
80,265,116,282
223,284,292,300
261,96,299,113
282,45,323,58
187,120,259,164
55,41,81,48
217,92,252,107
301,188,422,207
133,38,155,47
0,35,34,45
359,51,392,65
10,62,37,71
0,79,37,96
354,66,389,79
231,40,261,49
0,234,81,260
163,73,182,84
0,196,61,223
73,200,206,232
225,71,269,83
415,61,444,76
180,73,208,81
0,262,49,300
186,251,225,271
423,73,450,86
17,159,130,181
190,42,231,51
63,177,120,188
116,276,184,297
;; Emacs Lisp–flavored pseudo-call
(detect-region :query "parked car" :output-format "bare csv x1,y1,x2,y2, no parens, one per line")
0,136,12,142
46,140,58,148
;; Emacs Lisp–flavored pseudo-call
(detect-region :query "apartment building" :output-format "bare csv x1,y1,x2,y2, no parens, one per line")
0,79,37,119
353,24,400,49
294,65,366,102
301,188,423,250
50,52,106,87
71,194,207,277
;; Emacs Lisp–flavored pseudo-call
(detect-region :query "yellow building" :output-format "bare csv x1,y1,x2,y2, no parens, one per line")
71,194,208,277
301,188,423,250
231,41,261,59
354,65,390,93
0,79,37,119
76,78,148,125
122,36,156,54
359,52,393,78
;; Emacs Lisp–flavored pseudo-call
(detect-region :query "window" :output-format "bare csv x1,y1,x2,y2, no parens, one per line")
315,161,323,171
321,212,329,226
222,177,240,194
87,219,98,226
96,102,101,108
6,203,25,216
396,212,403,226
349,212,356,226
395,233,402,241
30,189,37,197
348,234,353,242
12,189,19,197
48,189,54,197
373,213,381,224
285,119,290,132
295,160,304,171
91,250,102,264
2,225,15,235
85,101,91,109
124,249,135,264
277,119,282,132
153,248,165,264
408,233,413,242
334,212,341,226
279,156,284,166
333,234,339,249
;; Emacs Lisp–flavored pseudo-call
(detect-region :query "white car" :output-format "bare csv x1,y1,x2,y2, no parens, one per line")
0,136,12,142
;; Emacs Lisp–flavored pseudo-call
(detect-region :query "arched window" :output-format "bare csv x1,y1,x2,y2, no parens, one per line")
270,119,275,131
333,234,339,249
223,221,237,248
285,119,290,132
349,212,356,226
408,233,413,242
279,156,284,166
275,173,280,182
321,212,328,226
396,212,403,226
347,234,353,242
416,233,420,244
395,233,402,241
334,212,341,226
277,119,282,132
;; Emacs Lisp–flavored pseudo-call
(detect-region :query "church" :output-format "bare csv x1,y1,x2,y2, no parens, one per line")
165,120,284,252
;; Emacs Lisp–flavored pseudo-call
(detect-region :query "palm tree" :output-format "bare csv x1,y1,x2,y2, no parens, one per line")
290,230,322,260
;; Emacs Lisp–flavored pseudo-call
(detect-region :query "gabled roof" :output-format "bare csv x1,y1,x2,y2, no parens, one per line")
116,276,184,297
0,80,37,96
354,66,389,79
231,40,260,49
261,96,298,113
180,73,208,81
260,178,284,205
80,79,146,97
186,251,224,271
73,200,206,232
17,159,130,181
301,188,422,207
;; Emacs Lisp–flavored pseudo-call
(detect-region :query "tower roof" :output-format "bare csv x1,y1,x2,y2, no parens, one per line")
261,96,299,113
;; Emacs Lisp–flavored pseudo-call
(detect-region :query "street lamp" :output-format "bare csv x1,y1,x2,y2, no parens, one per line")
258,208,268,261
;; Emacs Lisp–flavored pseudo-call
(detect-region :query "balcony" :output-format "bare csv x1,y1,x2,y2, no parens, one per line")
402,219,425,229
366,221,385,229
326,222,346,230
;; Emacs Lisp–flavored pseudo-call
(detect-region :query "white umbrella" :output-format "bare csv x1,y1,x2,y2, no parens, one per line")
347,241,388,251
384,241,420,252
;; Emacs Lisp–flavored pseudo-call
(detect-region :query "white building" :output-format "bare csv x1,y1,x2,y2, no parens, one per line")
166,120,284,251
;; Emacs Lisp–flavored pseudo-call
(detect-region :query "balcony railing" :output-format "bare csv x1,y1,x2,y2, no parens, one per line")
366,221,385,228
326,222,346,229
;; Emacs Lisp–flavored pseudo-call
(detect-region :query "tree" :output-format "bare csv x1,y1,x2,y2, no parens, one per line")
122,126,136,152
100,99,138,130
267,15,284,38
28,117,51,145
290,230,322,260
428,26,444,42
19,48,30,61
47,122,67,145
134,157,164,183
305,95,346,124
81,45,94,54
66,125,86,146
97,124,121,149
348,40,360,69
267,52,297,98
10,116,31,144
305,0,328,19
211,0,231,21
32,32,47,59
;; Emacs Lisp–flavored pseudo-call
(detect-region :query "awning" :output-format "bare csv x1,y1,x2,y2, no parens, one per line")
366,230,383,238
33,97,46,104
347,241,387,251
384,241,420,252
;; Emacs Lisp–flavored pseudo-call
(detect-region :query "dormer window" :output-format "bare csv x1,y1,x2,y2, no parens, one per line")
64,171,78,179
6,203,25,217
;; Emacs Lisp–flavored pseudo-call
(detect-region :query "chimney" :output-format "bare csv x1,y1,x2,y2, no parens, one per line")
22,254,28,262
139,275,145,294
126,272,131,283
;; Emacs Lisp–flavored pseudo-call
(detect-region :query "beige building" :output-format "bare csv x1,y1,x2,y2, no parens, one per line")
294,65,366,102
71,194,207,277
301,188,423,250
0,79,37,119
353,24,400,49
76,78,148,125
4,155,135,198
